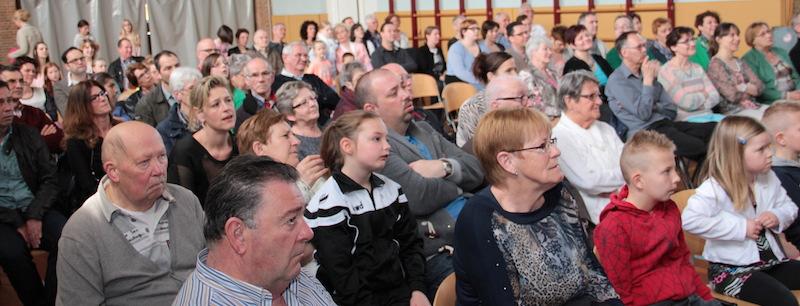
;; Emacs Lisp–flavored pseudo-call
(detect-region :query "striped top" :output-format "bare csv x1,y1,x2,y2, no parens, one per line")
657,61,721,121
172,249,335,306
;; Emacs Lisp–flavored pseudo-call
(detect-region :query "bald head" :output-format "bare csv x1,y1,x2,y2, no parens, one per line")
102,121,162,163
253,29,269,50
355,68,397,108
196,38,216,64
486,75,530,109
381,63,407,77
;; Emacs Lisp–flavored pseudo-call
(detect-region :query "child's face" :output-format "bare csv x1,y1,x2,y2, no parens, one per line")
46,67,61,81
779,114,800,154
342,55,355,64
744,132,773,175
93,60,107,73
314,44,326,59
350,118,391,172
637,149,681,202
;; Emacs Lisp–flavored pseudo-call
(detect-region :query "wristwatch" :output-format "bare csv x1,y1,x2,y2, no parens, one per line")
442,160,453,177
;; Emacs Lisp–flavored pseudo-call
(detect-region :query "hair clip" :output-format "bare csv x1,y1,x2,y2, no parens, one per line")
736,136,747,145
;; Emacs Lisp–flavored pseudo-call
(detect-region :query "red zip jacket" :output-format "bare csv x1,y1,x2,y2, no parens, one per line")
594,185,712,306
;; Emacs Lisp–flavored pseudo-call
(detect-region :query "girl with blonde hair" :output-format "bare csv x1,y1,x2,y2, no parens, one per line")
683,116,800,305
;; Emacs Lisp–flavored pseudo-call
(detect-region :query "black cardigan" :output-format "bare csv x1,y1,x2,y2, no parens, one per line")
562,54,615,78
416,44,447,78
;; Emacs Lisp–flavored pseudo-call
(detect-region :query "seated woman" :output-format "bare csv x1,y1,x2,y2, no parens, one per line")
200,53,229,79
417,26,447,82
708,22,767,119
455,52,518,147
520,35,560,118
743,22,800,104
445,19,489,89
455,108,621,305
553,71,625,225
658,26,722,122
549,26,569,77
479,20,504,53
563,24,614,88
63,80,118,207
167,76,238,208
335,23,372,73
275,81,323,161
647,18,673,64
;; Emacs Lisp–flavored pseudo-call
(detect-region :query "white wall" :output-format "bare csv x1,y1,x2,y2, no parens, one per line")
271,0,327,15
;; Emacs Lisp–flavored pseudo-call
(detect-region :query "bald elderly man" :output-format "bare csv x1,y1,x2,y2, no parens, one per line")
57,121,205,305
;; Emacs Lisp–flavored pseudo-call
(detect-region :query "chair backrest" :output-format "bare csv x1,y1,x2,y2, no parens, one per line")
671,189,705,256
433,273,457,306
442,82,477,114
411,73,440,99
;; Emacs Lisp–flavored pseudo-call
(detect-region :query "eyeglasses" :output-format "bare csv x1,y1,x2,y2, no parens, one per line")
497,94,533,103
625,43,647,50
676,39,695,45
292,95,318,109
464,26,480,32
507,137,558,154
67,57,85,64
247,71,274,79
89,90,108,101
578,92,602,101
0,97,17,105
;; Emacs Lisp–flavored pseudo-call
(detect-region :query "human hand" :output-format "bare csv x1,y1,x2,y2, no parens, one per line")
40,124,57,136
741,99,759,109
642,60,660,85
756,211,779,229
746,219,764,240
409,290,431,306
409,159,447,178
745,83,760,96
25,219,42,249
296,155,328,186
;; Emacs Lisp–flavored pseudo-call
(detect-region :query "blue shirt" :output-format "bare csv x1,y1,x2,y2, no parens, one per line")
173,249,336,306
445,41,489,89
605,63,677,139
0,127,34,210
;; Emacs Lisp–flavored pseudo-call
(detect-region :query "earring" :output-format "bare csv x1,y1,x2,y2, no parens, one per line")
513,169,519,176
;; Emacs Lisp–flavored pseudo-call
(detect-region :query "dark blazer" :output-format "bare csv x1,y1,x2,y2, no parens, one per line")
417,44,447,78
235,93,275,130
562,54,614,78
107,56,145,89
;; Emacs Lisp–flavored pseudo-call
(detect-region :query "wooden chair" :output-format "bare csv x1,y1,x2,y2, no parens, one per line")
411,73,442,109
439,82,477,130
433,273,456,306
671,190,758,306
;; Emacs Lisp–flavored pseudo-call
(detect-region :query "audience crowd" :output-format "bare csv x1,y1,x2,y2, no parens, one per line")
6,5,800,306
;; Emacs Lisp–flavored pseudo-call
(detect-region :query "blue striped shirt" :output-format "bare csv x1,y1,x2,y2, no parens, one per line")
173,249,335,306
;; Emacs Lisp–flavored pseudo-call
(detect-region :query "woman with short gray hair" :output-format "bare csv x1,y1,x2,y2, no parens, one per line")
519,35,560,118
275,81,324,160
552,70,625,224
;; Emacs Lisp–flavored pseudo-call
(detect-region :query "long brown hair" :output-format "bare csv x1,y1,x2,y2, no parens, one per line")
700,116,767,211
63,80,117,148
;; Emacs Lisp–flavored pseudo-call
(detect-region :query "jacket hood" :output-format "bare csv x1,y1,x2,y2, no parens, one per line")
599,185,649,222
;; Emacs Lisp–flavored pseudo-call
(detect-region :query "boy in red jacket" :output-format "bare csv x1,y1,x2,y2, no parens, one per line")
594,130,718,306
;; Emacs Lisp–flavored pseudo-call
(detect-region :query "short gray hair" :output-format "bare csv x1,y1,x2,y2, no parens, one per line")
283,41,307,56
170,67,202,94
485,75,526,104
275,81,314,115
340,61,365,85
557,70,599,111
241,57,272,77
525,35,553,58
365,14,376,22
229,54,252,76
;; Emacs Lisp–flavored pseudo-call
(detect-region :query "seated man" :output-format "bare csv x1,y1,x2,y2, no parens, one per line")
236,57,276,129
1,64,63,154
371,22,418,73
156,67,202,154
0,79,66,306
553,71,625,224
606,31,714,161
174,155,335,305
459,74,533,152
57,121,205,305
135,50,181,126
357,68,484,299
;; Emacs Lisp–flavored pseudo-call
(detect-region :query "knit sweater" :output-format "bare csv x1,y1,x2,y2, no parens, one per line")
657,61,720,121
57,179,205,305
594,185,712,306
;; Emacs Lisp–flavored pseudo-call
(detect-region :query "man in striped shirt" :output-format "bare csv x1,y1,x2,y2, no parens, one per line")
173,156,335,306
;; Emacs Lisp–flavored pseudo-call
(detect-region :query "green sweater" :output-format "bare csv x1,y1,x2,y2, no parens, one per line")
689,36,711,70
742,47,800,104
606,47,622,70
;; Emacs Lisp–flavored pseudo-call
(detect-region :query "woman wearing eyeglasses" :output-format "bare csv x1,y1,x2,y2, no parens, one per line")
742,22,800,104
275,81,323,161
552,71,625,225
63,80,119,207
454,107,621,305
657,27,722,123
445,19,490,89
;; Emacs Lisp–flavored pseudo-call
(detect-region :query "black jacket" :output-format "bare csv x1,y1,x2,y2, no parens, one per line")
305,171,426,305
0,123,58,227
562,54,614,78
416,44,446,78
108,56,145,89
235,93,274,130
773,164,800,247
790,41,800,76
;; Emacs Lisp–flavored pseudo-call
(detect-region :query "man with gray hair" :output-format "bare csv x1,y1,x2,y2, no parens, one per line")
236,56,275,129
57,121,205,305
156,67,202,154
273,42,340,125
173,155,335,305
553,71,624,224
605,15,634,69
364,14,381,53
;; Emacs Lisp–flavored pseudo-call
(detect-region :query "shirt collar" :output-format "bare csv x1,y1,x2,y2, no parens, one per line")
162,84,175,105
280,68,304,80
67,72,82,86
194,248,288,302
331,170,386,194
96,176,176,222
0,125,12,151
617,63,640,79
